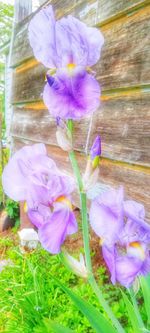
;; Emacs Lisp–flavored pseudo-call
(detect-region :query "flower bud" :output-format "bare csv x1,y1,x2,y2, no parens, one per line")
56,127,72,152
63,251,88,278
83,167,99,191
83,135,101,191
90,135,101,169
18,228,39,250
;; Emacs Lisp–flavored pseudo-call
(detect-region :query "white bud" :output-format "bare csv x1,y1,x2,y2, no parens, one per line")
56,127,72,151
18,228,39,250
83,167,99,191
64,251,88,278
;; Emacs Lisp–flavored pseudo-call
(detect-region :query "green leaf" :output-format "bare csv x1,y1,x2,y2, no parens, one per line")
140,275,150,325
53,278,117,333
121,291,141,333
44,318,75,333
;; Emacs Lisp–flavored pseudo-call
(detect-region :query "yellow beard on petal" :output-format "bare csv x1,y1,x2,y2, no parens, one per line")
67,63,76,70
128,241,146,261
67,63,76,76
56,196,72,211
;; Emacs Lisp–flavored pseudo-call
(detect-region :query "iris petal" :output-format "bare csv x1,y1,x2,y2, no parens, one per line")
43,70,100,120
38,206,77,254
28,5,104,69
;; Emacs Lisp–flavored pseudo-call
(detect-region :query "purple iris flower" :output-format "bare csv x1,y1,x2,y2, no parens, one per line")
102,244,150,287
2,144,78,254
43,69,100,120
2,143,50,201
28,5,104,69
28,5,103,120
89,187,124,247
90,187,150,287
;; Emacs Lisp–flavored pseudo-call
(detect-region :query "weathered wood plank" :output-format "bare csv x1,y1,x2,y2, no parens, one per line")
97,0,148,25
93,92,150,166
11,91,150,166
11,137,150,222
12,63,46,103
11,6,150,103
14,0,32,23
95,6,150,90
11,0,149,68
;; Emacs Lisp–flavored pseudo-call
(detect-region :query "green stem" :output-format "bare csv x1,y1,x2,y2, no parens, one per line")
67,121,125,333
80,192,92,274
69,150,92,272
69,150,83,192
129,288,145,330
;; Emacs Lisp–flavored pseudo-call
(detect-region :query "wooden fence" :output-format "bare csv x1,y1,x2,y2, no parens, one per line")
10,0,150,220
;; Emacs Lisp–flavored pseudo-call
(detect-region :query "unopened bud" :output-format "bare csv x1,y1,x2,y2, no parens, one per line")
56,127,72,151
83,135,101,191
63,252,88,278
90,135,101,169
84,167,99,191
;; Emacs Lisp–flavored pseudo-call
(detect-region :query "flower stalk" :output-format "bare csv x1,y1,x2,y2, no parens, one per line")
67,120,125,333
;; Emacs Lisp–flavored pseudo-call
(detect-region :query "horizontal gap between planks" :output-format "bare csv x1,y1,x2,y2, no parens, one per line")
98,0,150,28
11,134,150,174
15,59,40,73
11,1,150,69
11,84,150,107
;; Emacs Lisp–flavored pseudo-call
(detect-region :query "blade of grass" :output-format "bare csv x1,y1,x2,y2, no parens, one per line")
121,290,144,333
44,318,75,333
140,275,150,325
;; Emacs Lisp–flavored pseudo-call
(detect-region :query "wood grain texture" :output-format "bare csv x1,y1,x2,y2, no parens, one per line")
11,5,150,103
10,1,150,216
12,63,46,103
11,0,149,68
11,137,150,222
95,5,150,90
15,0,32,23
11,91,150,166
97,0,148,25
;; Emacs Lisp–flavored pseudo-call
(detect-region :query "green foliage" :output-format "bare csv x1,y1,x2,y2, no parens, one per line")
140,275,150,326
44,318,75,333
5,198,19,220
0,2,14,96
0,236,148,333
121,291,143,333
4,198,20,230
54,278,117,333
0,2,14,49
0,246,93,333
0,148,9,206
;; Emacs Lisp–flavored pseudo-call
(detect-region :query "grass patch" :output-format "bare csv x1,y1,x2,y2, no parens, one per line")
0,234,146,333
